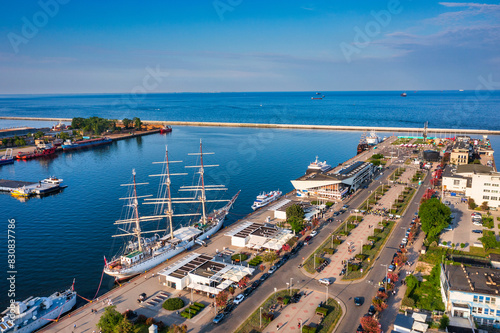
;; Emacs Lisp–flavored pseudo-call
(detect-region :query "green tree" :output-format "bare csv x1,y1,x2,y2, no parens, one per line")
215,291,229,308
405,275,418,294
133,117,143,130
481,201,490,211
59,132,69,141
479,231,498,250
286,204,304,220
122,118,132,129
97,306,123,332
419,198,451,244
34,131,45,139
468,198,477,210
71,117,86,129
262,251,277,263
439,315,450,330
288,216,305,233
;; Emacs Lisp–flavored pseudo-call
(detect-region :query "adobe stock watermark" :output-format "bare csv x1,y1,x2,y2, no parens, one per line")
110,65,169,117
213,0,242,21
7,0,70,54
339,0,403,63
443,74,500,128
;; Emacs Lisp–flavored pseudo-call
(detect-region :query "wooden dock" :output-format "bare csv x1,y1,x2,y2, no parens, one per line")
0,179,61,195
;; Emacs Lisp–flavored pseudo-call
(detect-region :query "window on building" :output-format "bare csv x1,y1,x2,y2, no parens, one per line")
478,307,483,314
491,298,496,304
454,180,460,185
496,309,500,316
486,297,491,304
474,295,479,302
492,190,499,194
479,296,484,303
485,183,491,186
485,190,491,193
485,308,489,315
493,184,499,187
473,307,478,313
492,197,498,201
484,196,490,200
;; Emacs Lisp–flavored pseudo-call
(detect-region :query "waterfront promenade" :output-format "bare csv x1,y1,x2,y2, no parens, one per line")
2,116,500,135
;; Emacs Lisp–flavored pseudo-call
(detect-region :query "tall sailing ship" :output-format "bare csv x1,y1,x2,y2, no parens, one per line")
104,142,240,280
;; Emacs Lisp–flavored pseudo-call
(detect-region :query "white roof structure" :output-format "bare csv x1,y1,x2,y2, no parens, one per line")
412,322,428,333
224,221,253,237
269,199,291,211
412,313,428,323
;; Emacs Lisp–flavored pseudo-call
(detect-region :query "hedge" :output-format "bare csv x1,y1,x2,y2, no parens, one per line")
232,253,248,262
367,236,379,242
323,248,335,255
303,325,317,333
316,307,328,316
162,297,184,311
194,302,205,308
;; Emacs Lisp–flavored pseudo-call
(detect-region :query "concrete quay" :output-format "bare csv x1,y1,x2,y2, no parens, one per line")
2,116,499,135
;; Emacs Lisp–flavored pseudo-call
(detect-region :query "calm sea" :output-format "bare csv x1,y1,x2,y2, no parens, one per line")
0,91,499,310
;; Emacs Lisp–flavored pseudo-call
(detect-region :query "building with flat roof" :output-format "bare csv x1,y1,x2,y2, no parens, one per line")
450,141,473,165
291,161,376,200
158,253,254,293
225,222,294,251
440,264,500,328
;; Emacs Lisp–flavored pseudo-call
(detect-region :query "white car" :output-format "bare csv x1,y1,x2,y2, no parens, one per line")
268,266,277,274
233,294,245,305
318,278,331,286
310,231,318,237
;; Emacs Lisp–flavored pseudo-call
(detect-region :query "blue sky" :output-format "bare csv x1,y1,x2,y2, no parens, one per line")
1,0,499,93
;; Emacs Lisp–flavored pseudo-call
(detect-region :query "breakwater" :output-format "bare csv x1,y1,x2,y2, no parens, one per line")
1,116,499,135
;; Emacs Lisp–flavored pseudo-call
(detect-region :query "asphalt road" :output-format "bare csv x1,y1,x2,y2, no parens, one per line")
203,160,430,333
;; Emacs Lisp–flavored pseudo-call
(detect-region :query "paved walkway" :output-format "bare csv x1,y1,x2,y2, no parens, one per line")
264,290,327,333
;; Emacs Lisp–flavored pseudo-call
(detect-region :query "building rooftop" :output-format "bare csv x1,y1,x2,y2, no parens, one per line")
444,264,500,296
394,314,414,330
456,164,494,175
295,161,372,182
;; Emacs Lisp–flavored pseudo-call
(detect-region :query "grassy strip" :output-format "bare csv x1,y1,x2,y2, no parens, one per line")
303,216,363,274
391,187,416,215
317,298,343,333
358,185,390,211
342,221,395,280
234,289,299,333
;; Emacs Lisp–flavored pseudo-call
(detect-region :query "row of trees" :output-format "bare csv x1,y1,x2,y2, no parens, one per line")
71,117,143,135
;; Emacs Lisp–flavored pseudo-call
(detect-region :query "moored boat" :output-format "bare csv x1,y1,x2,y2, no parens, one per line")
0,283,76,333
41,176,63,185
62,137,112,151
160,125,172,134
16,144,56,160
103,142,240,280
251,190,282,210
0,149,14,166
307,156,331,173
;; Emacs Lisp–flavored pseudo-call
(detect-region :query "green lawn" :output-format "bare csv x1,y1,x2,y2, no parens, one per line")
316,298,343,333
234,289,299,333
405,264,445,311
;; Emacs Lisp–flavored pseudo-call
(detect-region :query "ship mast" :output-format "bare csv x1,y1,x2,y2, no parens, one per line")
132,169,143,251
199,140,207,224
165,146,174,239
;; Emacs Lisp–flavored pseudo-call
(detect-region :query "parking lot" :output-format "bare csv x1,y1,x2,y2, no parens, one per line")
439,195,500,250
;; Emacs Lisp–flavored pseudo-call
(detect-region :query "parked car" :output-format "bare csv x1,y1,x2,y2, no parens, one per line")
233,294,245,305
259,273,270,282
472,229,483,234
291,247,299,255
388,264,395,272
357,324,364,333
354,297,363,306
251,280,261,290
310,230,318,237
304,236,313,243
318,278,332,286
268,266,277,274
242,288,253,297
224,303,235,314
213,313,225,324
368,305,376,316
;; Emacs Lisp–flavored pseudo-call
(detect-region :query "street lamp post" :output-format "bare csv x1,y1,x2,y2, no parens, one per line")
260,307,263,328
286,282,289,296
325,285,328,304
314,253,317,270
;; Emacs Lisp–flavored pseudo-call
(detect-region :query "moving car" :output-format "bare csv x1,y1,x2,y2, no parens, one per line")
354,297,363,306
318,278,332,286
233,294,245,305
213,313,225,324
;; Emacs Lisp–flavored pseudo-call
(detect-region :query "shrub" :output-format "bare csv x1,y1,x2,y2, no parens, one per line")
374,228,383,234
363,244,372,251
136,314,147,324
302,325,317,333
316,307,328,316
283,296,290,305
355,254,366,261
460,243,466,249
163,297,184,311
367,236,379,242
440,315,450,330
145,317,155,326
348,264,360,271
332,239,342,245
194,302,205,308
261,312,274,323
323,248,335,255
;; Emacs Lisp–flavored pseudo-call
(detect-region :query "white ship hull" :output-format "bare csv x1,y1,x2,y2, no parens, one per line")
105,218,225,280
1,292,76,333
251,191,282,210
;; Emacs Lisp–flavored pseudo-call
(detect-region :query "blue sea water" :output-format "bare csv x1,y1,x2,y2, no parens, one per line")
0,90,499,130
0,91,499,310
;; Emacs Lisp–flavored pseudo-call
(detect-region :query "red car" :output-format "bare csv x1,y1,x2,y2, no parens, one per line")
304,236,312,243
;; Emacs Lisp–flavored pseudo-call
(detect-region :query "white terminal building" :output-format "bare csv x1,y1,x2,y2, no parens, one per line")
291,161,376,200
442,164,500,209
158,253,254,294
